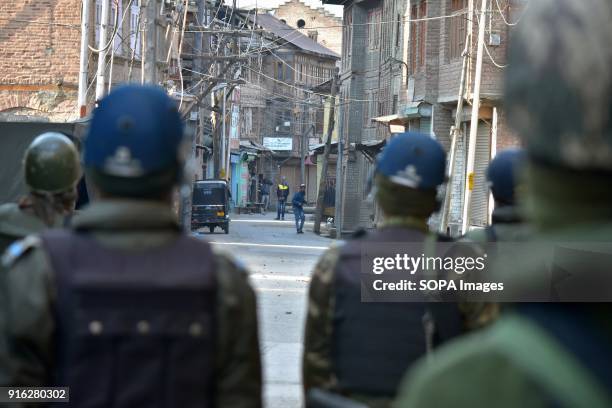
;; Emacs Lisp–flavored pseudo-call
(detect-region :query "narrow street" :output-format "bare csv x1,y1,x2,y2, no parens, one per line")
197,213,332,408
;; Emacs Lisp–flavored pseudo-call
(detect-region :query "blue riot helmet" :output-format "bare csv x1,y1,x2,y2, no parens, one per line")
487,148,526,206
84,85,185,197
375,132,446,190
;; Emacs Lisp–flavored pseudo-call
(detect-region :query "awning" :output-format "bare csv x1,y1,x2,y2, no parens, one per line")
371,114,407,133
398,101,432,119
239,140,272,154
310,141,338,156
355,139,387,162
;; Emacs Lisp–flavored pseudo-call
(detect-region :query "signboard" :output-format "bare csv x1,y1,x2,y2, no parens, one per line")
263,137,293,151
229,104,240,140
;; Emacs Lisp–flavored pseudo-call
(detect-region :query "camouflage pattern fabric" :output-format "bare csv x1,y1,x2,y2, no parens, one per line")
0,200,262,407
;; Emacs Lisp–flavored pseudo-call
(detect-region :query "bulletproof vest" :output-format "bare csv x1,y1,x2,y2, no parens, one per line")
41,230,217,408
331,227,429,397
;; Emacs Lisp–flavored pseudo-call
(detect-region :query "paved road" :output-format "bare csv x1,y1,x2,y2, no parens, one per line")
196,212,333,408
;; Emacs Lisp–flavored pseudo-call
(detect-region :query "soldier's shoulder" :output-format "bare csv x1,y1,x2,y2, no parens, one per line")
1,234,42,268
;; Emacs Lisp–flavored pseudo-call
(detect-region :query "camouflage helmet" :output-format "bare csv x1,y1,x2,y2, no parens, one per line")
505,0,612,171
24,132,82,194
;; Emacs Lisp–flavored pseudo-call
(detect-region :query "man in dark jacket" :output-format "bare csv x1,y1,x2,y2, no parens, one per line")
260,178,272,214
275,176,290,220
292,184,307,233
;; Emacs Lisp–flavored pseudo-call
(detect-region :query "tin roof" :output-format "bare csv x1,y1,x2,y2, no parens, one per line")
247,12,340,59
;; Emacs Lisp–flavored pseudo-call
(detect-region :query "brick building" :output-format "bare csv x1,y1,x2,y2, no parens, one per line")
237,11,339,205
270,0,343,57
325,0,522,235
0,0,174,122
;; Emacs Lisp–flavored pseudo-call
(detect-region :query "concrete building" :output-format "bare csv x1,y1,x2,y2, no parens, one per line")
325,0,522,235
270,0,343,56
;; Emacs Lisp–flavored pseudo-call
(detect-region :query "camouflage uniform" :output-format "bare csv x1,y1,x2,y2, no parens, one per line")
0,200,262,407
303,240,401,408
394,1,612,406
304,133,462,407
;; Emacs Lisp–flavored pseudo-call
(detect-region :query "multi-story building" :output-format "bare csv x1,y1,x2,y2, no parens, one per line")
326,0,522,235
270,0,343,57
235,10,339,206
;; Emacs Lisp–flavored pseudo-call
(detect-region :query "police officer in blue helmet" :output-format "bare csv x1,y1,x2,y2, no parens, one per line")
464,148,530,245
1,86,262,407
303,133,462,408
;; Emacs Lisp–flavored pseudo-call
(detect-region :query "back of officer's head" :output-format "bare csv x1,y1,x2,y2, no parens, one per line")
84,85,185,200
374,132,446,218
487,148,526,207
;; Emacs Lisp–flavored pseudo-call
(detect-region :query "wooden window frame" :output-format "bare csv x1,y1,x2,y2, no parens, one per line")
410,4,418,74
449,0,468,60
418,1,427,69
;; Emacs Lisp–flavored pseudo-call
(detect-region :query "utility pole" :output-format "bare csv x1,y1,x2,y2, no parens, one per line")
143,0,158,84
95,0,110,101
221,85,227,178
439,9,472,234
461,0,488,234
314,69,339,235
299,107,305,184
334,90,345,239
78,0,91,117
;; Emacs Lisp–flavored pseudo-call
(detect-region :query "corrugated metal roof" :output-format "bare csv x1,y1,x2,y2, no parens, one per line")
248,13,340,59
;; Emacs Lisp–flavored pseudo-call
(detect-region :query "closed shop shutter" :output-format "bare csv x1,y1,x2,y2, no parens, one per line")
468,121,491,227
419,117,431,135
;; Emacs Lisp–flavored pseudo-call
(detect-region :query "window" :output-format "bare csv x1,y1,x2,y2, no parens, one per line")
364,91,371,127
367,8,381,50
392,94,398,113
449,0,468,59
308,30,318,42
410,4,417,73
95,0,102,45
372,90,380,120
275,62,284,80
395,13,401,47
130,0,141,58
110,0,124,55
343,11,353,69
297,19,306,28
418,1,427,69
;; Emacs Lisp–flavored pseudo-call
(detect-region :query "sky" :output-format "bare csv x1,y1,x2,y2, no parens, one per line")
235,0,344,18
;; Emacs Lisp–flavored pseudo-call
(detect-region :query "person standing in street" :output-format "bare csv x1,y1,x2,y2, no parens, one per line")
0,132,81,387
1,85,262,407
395,2,612,406
292,184,307,233
260,178,271,214
303,133,462,408
275,176,290,220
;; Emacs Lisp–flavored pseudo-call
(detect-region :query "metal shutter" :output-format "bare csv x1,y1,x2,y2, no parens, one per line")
419,117,431,135
469,121,491,227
